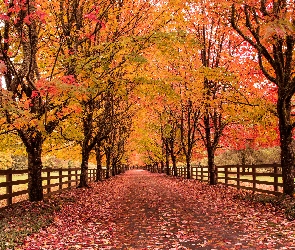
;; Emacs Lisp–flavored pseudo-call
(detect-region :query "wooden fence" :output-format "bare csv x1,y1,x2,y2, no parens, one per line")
0,168,107,208
148,164,283,196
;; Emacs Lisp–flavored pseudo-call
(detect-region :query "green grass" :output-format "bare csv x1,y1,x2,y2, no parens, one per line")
0,198,62,250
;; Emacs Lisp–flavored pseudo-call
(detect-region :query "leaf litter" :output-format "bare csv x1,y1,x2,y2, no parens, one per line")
1,170,295,249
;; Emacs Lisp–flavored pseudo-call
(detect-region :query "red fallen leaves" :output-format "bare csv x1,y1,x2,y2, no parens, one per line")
1,170,294,249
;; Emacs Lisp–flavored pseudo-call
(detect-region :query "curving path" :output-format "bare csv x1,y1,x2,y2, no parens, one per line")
18,170,295,249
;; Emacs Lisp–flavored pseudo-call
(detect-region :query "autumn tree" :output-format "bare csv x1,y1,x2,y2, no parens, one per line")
180,1,252,185
103,89,133,178
130,105,166,173
0,0,78,201
110,115,133,176
230,0,295,195
52,0,173,187
152,32,203,179
161,107,182,176
179,98,201,178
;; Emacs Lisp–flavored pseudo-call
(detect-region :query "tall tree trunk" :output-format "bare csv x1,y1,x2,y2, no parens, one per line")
105,150,111,179
78,149,90,187
204,103,218,185
27,136,43,202
160,161,164,173
207,148,217,185
278,97,294,195
165,146,170,175
95,143,103,182
186,156,191,179
112,163,117,176
171,153,177,177
155,162,159,173
18,130,44,201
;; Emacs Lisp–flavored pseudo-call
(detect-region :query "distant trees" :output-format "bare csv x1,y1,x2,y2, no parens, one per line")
135,1,281,188
180,99,201,179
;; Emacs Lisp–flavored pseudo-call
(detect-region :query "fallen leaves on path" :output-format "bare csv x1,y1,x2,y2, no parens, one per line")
1,170,295,249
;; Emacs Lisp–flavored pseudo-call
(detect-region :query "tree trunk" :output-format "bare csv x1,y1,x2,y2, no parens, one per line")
155,162,159,173
171,153,177,177
186,156,191,179
95,144,102,182
106,151,111,179
278,98,294,195
112,163,117,176
165,147,170,175
78,149,90,187
208,149,217,185
160,161,164,173
27,138,43,202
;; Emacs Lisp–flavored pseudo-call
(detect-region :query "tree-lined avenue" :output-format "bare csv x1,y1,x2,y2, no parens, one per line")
15,170,295,249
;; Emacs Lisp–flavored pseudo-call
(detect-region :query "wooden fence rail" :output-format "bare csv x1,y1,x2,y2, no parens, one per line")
0,168,106,208
147,164,283,196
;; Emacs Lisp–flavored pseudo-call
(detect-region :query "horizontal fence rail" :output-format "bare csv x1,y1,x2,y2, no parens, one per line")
215,164,283,196
0,167,112,208
147,164,283,196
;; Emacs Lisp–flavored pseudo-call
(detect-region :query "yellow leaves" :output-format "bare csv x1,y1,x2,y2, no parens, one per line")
261,18,295,43
199,67,236,84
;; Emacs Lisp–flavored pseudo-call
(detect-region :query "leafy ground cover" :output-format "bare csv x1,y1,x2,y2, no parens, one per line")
1,170,295,249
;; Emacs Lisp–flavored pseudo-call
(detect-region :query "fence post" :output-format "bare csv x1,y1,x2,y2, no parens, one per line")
6,168,12,206
252,166,256,193
59,168,63,190
92,169,95,181
201,167,204,181
274,164,278,193
47,170,51,194
225,166,228,185
237,166,240,189
75,169,78,185
68,169,71,188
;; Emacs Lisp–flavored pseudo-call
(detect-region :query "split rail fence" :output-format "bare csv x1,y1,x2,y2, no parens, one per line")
148,164,284,196
0,168,106,208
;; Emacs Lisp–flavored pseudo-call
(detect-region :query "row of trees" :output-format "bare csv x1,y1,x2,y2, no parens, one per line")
0,0,171,201
0,0,294,198
134,0,295,195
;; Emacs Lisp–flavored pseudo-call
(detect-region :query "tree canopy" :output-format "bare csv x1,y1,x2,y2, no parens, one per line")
0,0,293,197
